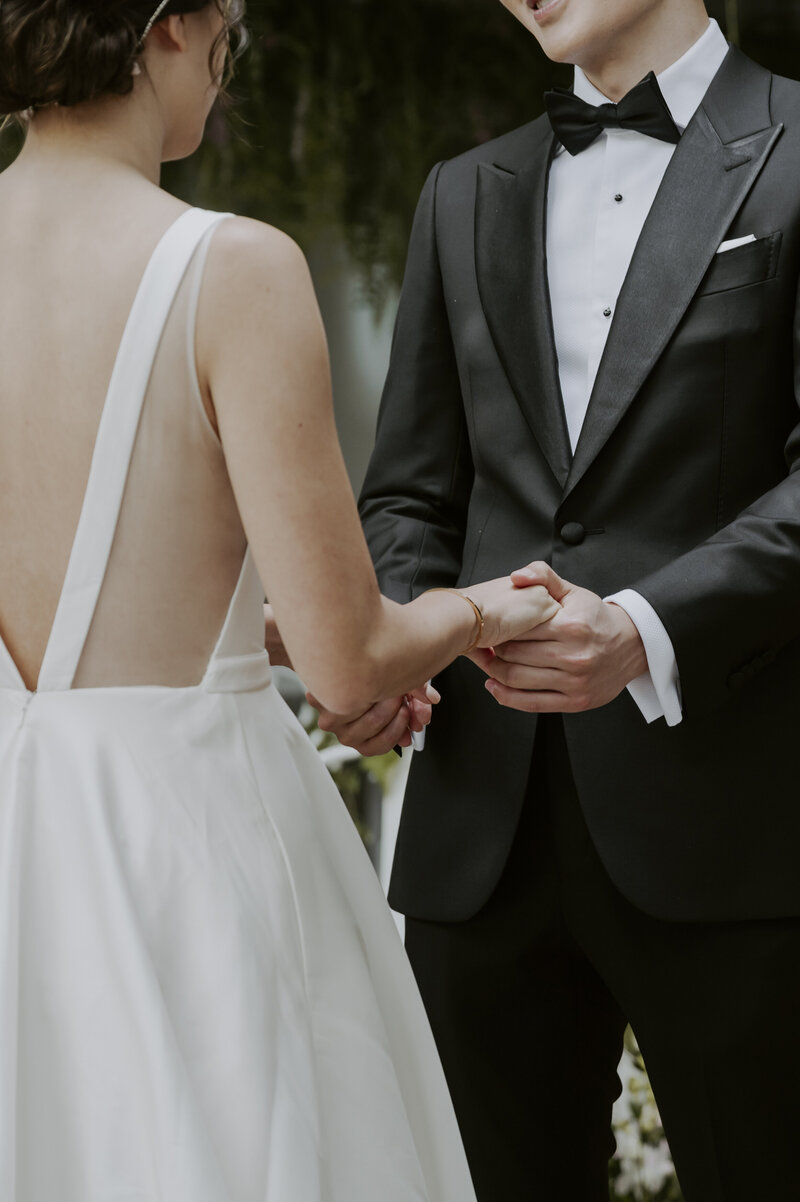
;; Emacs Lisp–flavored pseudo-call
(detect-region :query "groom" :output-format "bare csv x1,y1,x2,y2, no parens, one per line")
315,0,800,1197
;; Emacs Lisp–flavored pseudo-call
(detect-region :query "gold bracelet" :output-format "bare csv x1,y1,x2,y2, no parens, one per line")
426,587,485,653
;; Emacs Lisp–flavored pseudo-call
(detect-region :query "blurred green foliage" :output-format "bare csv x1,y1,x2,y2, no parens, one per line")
1,0,792,304
163,0,569,302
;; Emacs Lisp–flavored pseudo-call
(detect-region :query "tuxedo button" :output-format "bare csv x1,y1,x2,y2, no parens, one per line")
603,307,612,318
560,522,586,546
614,193,624,203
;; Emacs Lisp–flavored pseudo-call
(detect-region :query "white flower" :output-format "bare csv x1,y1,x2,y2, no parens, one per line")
610,1032,678,1200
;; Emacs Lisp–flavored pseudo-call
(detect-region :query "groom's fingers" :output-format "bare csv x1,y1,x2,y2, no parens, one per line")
497,624,560,643
492,638,563,663
487,662,566,691
485,679,576,713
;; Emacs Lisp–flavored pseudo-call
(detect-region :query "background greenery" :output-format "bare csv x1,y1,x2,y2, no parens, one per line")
2,0,788,301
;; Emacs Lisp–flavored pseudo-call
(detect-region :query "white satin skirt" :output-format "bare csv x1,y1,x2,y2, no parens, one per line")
0,680,476,1202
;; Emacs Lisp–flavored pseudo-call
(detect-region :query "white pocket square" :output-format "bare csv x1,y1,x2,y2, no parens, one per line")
716,235,757,254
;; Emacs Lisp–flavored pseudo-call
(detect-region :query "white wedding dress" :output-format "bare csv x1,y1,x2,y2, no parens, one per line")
0,209,477,1202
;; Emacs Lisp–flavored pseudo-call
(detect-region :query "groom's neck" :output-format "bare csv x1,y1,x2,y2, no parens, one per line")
573,3,710,101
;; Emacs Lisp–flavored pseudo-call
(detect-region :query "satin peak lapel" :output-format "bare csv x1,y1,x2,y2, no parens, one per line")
475,130,572,488
565,49,783,496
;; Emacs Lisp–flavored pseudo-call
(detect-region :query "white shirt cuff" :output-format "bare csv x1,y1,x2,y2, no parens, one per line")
605,589,683,727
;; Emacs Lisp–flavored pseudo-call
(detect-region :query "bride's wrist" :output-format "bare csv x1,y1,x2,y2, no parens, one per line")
425,587,485,653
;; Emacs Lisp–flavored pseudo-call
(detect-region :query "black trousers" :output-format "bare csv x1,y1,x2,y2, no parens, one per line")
405,717,800,1202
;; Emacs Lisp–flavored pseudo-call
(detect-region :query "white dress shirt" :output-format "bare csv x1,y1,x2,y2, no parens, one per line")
546,18,729,727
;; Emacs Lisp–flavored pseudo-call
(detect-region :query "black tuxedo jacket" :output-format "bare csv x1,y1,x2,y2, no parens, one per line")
359,47,800,924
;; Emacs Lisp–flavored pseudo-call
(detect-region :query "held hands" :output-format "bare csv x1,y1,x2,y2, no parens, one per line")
305,560,561,756
278,563,648,749
458,566,561,649
267,602,439,754
474,563,648,713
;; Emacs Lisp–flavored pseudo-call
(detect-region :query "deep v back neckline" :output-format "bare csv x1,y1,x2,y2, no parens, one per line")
0,208,229,694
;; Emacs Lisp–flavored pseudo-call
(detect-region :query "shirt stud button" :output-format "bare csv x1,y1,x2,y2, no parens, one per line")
614,193,624,203
603,307,612,318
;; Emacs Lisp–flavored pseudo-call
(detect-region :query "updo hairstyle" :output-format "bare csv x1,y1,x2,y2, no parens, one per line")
0,0,247,116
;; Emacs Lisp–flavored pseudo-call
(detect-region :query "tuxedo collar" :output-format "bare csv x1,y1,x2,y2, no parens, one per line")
571,17,728,134
475,121,570,486
474,47,783,496
566,46,783,495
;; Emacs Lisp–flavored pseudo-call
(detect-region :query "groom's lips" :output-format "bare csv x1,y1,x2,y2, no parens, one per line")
527,0,565,21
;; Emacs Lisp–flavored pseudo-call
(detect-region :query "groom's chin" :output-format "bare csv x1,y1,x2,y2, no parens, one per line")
497,0,587,66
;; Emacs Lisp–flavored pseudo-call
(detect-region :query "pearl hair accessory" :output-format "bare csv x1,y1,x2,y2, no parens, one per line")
139,0,172,45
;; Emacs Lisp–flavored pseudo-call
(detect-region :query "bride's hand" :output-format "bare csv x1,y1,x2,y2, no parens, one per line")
462,561,563,649
309,681,440,758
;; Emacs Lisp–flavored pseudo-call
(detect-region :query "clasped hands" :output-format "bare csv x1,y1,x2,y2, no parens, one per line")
269,563,648,758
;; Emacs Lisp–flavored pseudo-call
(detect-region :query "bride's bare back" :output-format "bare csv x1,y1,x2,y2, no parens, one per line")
0,174,246,690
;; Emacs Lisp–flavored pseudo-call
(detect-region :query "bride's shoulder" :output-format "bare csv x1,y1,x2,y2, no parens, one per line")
198,215,317,344
195,214,323,387
205,215,310,291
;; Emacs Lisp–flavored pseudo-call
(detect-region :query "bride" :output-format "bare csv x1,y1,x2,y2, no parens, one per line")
0,2,558,1199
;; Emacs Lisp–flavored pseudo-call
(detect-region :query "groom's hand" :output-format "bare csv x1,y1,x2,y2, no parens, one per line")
307,684,439,758
474,565,647,713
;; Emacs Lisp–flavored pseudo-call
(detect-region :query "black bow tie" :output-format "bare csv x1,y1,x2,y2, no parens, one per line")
544,72,681,157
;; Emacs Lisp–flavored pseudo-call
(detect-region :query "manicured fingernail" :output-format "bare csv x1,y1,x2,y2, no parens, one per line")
485,679,497,694
426,684,441,703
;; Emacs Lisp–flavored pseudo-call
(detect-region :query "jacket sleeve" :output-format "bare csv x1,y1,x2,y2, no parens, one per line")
631,279,800,716
358,162,474,603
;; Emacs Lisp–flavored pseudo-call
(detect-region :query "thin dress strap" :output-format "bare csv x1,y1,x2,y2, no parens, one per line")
0,635,26,691
36,209,230,692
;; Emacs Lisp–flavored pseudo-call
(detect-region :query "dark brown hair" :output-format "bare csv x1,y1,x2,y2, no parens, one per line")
0,0,248,116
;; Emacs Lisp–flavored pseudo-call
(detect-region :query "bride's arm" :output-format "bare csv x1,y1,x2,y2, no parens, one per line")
197,218,558,714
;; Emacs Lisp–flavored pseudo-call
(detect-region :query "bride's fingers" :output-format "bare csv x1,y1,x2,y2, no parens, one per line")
359,706,415,755
310,693,408,743
511,561,569,603
341,703,414,756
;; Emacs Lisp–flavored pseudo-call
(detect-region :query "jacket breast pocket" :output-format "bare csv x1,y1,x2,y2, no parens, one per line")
695,231,782,298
